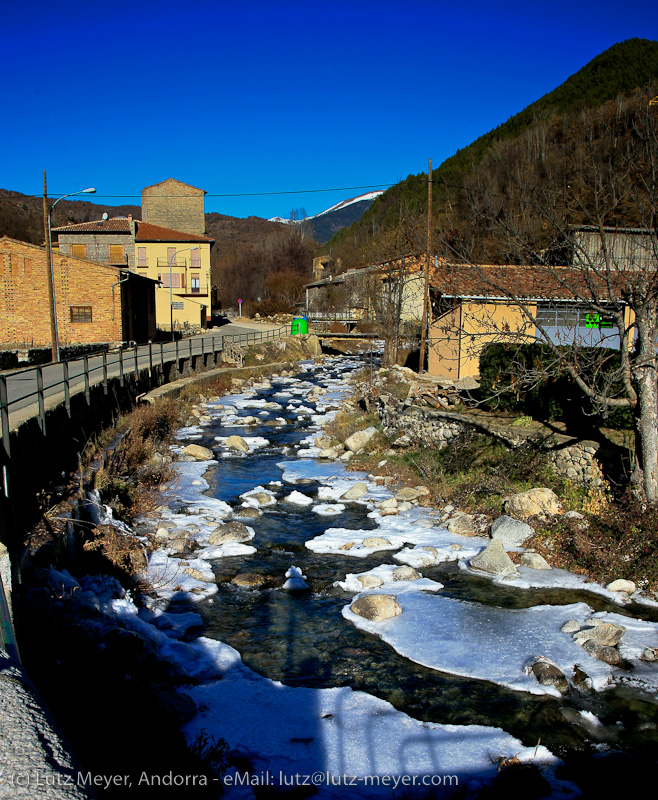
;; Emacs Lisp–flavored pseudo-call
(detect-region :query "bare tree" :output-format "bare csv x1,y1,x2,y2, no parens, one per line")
435,95,658,502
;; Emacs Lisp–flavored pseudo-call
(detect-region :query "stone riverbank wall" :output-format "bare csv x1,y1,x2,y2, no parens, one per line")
377,397,606,488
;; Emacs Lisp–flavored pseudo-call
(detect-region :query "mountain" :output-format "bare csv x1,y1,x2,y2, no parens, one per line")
269,191,384,244
0,189,141,246
323,38,658,265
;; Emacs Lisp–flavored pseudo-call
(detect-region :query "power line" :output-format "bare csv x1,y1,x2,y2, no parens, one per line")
6,183,395,201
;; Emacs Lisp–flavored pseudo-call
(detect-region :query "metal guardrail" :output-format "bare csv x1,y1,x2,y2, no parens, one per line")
0,325,289,450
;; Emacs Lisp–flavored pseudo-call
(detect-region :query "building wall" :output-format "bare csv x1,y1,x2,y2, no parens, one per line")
155,288,205,331
142,179,205,235
57,231,135,269
0,238,123,346
135,241,211,326
459,301,537,378
428,306,461,379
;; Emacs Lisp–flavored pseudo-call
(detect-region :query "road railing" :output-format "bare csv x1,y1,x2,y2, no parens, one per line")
0,324,290,448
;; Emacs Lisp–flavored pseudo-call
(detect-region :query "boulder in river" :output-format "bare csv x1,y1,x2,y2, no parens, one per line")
341,482,368,501
208,521,253,545
503,488,561,520
469,539,518,577
491,515,534,548
446,514,490,537
605,579,636,594
392,566,421,581
180,444,214,461
531,657,569,694
351,594,402,622
574,621,626,647
225,435,250,454
362,536,392,550
345,427,377,453
520,552,552,570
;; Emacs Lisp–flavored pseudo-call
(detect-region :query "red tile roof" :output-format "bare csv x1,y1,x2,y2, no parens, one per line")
53,219,132,233
134,221,213,243
432,263,630,301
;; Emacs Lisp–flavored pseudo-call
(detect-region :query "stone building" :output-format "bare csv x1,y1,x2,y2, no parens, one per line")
53,178,214,331
54,217,136,268
141,178,206,236
0,237,156,346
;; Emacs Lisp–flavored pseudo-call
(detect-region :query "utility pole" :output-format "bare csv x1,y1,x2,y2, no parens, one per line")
419,158,432,374
43,171,58,362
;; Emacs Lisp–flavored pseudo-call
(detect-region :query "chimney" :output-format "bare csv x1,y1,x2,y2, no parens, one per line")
128,214,133,221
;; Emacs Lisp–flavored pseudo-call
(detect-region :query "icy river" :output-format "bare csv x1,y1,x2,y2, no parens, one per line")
80,353,658,797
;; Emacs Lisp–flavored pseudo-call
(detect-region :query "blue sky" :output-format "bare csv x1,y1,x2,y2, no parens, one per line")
4,0,658,220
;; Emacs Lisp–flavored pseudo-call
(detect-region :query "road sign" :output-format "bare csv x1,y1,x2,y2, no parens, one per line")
238,298,242,304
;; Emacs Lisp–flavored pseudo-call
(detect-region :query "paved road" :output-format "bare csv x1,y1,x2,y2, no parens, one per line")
1,321,287,429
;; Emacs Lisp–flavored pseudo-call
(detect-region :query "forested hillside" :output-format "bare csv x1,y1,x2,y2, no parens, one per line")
323,38,658,267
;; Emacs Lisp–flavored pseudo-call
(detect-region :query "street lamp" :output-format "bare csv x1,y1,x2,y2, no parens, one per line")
167,246,202,341
43,172,96,361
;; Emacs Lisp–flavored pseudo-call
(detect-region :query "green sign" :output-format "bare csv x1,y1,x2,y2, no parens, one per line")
585,313,614,329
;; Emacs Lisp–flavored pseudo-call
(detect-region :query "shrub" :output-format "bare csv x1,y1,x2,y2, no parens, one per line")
479,342,634,430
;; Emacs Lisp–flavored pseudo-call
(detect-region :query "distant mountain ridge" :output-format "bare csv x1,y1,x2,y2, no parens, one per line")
269,190,384,244
323,38,658,263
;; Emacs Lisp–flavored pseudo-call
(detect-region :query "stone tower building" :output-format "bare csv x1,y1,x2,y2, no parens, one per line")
141,178,206,236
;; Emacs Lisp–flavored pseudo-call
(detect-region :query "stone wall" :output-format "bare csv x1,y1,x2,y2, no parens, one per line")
141,179,205,235
378,397,604,488
58,230,135,269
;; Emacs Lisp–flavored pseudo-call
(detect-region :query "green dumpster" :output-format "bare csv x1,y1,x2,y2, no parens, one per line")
291,316,309,335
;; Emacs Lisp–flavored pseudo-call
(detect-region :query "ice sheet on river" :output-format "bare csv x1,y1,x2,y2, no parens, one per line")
182,638,572,799
343,591,658,696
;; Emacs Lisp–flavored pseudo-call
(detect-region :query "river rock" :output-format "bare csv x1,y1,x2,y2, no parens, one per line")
345,427,377,453
362,536,392,549
180,444,214,461
582,642,621,665
503,488,561,519
350,594,402,622
341,482,368,501
208,521,252,545
395,487,420,502
225,435,250,454
245,492,276,506
531,658,569,694
182,567,213,582
520,552,552,570
315,435,335,450
392,566,421,581
491,515,534,547
606,579,637,594
235,507,261,519
357,575,385,589
379,498,398,511
561,620,581,634
574,621,626,647
469,539,518,577
446,514,489,537
232,573,267,588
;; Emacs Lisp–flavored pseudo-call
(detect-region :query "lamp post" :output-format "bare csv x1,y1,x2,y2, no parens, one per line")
43,171,96,361
167,246,199,341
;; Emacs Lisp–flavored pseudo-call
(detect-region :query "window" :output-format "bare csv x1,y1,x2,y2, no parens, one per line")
71,244,86,259
70,306,92,323
10,254,20,276
109,244,125,263
137,246,147,267
167,247,177,266
190,247,200,267
191,273,200,293
161,273,181,288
